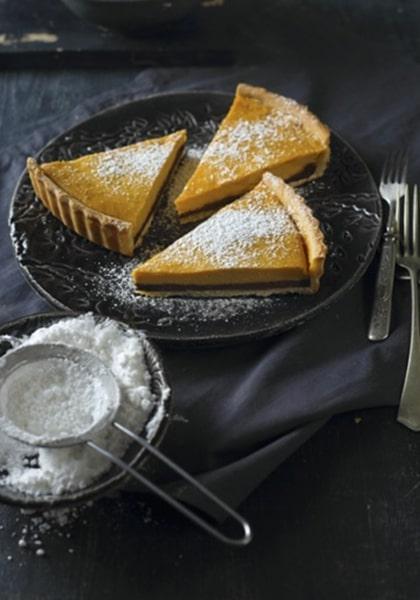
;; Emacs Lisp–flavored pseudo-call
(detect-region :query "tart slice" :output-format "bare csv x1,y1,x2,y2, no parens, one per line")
175,84,330,223
132,173,327,296
27,130,187,256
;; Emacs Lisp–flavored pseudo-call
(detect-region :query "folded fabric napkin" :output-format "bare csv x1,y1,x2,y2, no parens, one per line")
1,33,419,518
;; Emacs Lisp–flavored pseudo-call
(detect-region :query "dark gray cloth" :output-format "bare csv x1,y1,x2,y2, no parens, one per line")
1,35,418,517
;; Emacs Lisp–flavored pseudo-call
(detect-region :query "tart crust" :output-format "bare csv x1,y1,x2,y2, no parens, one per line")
263,172,326,290
28,158,136,256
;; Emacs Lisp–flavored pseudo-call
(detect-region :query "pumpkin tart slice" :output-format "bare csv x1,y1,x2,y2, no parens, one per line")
27,130,187,256
175,84,330,223
132,173,327,296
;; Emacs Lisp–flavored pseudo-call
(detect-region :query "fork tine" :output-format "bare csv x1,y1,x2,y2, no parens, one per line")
396,186,402,252
390,150,401,182
394,150,408,245
398,148,409,184
392,149,405,182
403,183,410,255
413,185,419,257
380,152,392,184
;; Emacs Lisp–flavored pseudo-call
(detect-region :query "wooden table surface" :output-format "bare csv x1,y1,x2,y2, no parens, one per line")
1,403,420,600
1,0,420,68
2,3,420,597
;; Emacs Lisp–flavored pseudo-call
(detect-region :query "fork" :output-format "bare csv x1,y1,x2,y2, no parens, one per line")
397,184,420,430
368,150,408,341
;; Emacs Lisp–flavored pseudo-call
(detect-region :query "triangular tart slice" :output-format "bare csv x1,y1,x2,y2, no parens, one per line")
28,130,187,256
132,173,327,296
175,84,330,222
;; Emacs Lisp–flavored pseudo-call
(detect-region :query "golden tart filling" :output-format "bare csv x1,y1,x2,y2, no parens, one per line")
28,130,187,256
132,173,327,296
174,84,330,223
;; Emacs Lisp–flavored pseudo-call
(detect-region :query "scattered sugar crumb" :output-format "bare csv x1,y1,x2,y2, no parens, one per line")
0,497,157,556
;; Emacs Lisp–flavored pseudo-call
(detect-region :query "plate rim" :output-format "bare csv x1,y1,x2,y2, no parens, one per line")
9,90,383,347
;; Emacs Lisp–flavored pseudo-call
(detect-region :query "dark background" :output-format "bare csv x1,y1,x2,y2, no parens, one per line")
1,0,420,68
2,1,420,599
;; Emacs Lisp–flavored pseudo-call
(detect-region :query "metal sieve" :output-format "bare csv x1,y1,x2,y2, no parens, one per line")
0,330,252,546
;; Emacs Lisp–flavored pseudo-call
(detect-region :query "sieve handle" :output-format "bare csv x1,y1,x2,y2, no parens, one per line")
86,421,252,547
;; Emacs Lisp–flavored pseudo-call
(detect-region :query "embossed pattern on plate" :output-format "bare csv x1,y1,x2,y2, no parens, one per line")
10,92,382,346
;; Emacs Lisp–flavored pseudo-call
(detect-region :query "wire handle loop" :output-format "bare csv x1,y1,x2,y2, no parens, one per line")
87,421,252,546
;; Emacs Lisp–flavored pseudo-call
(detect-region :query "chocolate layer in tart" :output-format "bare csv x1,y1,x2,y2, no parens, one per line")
179,163,317,220
285,162,316,183
136,279,311,292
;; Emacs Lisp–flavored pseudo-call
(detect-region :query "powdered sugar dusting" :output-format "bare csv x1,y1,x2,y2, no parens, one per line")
95,143,171,180
44,135,184,211
148,193,299,269
144,184,301,269
208,114,296,162
187,107,320,182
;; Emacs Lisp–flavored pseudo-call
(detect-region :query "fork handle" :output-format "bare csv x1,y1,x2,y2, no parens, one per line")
397,267,420,430
368,234,397,341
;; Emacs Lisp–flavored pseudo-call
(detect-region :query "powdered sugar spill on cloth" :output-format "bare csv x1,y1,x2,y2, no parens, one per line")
0,314,164,496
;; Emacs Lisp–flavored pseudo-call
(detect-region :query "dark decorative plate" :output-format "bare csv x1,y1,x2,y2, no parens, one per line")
10,92,382,347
